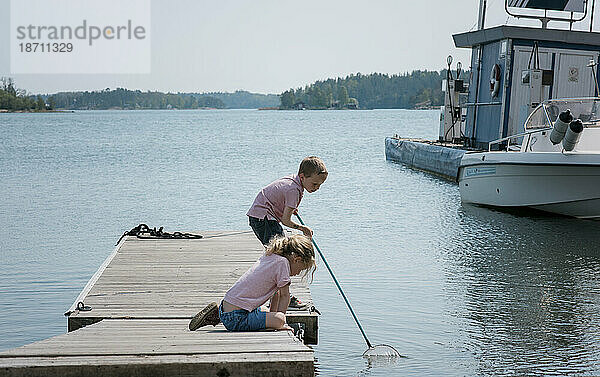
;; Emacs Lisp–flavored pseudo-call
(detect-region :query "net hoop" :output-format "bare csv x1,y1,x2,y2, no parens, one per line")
362,344,402,358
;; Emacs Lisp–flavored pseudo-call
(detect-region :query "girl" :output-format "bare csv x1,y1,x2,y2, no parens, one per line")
189,234,316,332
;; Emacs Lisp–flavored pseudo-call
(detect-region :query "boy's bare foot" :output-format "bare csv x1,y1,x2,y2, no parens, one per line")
189,302,220,331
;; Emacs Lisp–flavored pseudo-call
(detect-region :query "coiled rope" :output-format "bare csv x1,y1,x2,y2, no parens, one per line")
116,224,203,245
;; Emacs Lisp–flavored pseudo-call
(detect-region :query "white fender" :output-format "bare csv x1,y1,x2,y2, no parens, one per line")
563,119,583,151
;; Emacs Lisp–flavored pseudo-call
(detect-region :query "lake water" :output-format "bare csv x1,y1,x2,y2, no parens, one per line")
1,109,600,376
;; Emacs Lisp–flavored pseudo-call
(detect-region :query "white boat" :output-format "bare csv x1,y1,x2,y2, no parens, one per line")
458,98,600,219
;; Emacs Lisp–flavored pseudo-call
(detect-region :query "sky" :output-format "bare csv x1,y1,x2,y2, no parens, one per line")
1,0,599,95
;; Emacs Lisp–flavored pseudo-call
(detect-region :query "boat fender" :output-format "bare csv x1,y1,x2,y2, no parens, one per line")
490,64,501,97
562,119,584,151
550,109,573,144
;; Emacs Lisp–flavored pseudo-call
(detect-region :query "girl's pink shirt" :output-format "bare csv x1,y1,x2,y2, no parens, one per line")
223,254,291,311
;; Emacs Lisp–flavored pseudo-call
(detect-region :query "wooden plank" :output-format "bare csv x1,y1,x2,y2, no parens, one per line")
0,354,313,377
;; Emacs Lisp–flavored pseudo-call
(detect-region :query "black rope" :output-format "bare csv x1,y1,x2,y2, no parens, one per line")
116,223,203,245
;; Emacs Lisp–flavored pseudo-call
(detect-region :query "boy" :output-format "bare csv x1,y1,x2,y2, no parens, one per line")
246,156,327,308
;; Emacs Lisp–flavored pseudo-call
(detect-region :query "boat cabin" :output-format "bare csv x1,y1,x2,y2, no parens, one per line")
453,25,600,149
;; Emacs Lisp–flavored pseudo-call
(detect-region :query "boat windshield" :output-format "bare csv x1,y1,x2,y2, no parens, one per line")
524,98,600,130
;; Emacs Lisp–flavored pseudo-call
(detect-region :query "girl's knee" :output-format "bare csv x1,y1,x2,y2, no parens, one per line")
275,312,286,323
266,312,286,329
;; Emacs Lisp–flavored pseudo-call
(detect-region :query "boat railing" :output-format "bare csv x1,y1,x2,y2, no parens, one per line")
488,127,553,151
489,97,600,151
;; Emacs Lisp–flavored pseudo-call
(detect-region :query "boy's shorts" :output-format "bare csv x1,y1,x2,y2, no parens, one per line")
219,301,266,331
248,216,284,245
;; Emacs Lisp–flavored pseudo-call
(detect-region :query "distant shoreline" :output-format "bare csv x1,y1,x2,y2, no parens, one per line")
1,107,438,113
0,109,74,113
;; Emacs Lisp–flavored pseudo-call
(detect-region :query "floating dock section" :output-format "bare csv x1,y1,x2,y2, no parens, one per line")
385,137,469,182
0,230,318,377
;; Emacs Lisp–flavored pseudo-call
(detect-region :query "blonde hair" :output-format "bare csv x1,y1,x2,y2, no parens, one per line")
266,234,316,282
298,156,328,178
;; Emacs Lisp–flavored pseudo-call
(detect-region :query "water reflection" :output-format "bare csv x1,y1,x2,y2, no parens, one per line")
444,204,600,375
317,353,405,377
357,356,404,376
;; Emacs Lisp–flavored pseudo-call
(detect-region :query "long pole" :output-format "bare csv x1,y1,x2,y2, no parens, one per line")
478,0,487,30
591,0,596,32
295,214,372,349
592,61,600,96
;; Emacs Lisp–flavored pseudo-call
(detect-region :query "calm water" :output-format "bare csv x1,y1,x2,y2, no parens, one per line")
1,109,600,376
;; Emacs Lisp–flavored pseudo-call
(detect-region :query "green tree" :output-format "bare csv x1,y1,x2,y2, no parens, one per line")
36,95,46,110
280,90,295,109
338,86,349,105
1,77,16,96
309,87,328,109
47,96,56,110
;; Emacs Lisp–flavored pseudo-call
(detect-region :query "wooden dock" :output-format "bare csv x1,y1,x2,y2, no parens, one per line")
0,230,318,376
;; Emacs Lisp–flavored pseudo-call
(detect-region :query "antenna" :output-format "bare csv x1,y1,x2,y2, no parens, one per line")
478,0,487,30
591,0,596,32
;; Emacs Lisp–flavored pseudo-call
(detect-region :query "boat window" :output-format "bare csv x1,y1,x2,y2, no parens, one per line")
524,105,550,129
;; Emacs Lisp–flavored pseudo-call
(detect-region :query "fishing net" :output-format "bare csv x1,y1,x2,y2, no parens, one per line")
295,214,403,362
362,344,401,358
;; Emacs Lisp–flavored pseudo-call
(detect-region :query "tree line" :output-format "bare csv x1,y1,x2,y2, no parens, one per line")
2,70,461,112
280,70,462,110
0,78,283,111
47,88,225,110
188,91,279,109
47,89,281,110
0,78,50,111
0,79,227,111
49,89,281,110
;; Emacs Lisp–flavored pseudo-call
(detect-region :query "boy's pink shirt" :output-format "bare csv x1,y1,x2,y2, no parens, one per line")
223,254,291,311
246,174,303,221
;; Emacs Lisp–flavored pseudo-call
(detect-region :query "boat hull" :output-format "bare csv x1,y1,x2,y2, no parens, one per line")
458,152,600,219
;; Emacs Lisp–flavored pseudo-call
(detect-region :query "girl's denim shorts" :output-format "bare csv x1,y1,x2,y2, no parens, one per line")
219,301,266,331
